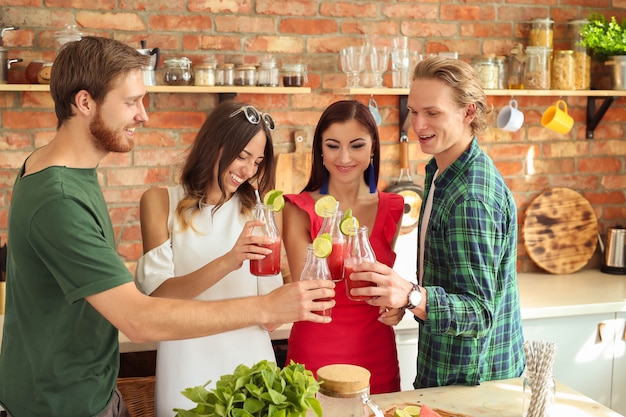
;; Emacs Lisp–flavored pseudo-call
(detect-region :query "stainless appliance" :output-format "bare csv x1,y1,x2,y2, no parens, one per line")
600,225,626,274
137,40,160,86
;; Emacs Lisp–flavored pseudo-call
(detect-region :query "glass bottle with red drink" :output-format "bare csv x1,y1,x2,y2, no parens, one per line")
249,203,281,276
316,209,346,282
300,244,333,317
345,225,376,301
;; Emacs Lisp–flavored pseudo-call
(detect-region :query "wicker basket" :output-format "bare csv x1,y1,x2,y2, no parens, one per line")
117,376,155,417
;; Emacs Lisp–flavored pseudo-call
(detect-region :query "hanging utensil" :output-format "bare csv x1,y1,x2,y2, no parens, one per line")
385,97,423,234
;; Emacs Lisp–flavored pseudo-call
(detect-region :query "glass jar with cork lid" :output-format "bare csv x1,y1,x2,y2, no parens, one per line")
315,364,383,417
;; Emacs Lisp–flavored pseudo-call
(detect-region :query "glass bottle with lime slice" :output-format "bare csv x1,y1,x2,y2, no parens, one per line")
250,203,281,277
345,225,376,301
300,244,333,317
316,209,346,282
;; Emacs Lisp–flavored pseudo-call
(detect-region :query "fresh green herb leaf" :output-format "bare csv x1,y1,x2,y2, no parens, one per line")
174,360,322,417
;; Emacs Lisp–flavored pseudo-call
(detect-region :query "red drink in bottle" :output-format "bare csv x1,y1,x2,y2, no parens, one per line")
250,239,281,276
345,262,376,301
326,241,346,282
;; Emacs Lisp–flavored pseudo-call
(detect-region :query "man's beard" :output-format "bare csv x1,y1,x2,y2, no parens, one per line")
89,109,135,153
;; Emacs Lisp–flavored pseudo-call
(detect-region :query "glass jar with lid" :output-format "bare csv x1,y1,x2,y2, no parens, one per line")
316,364,383,417
234,64,257,86
54,24,83,56
194,58,218,86
216,63,235,86
164,57,194,86
551,50,576,90
568,19,591,90
281,63,308,87
472,55,499,89
529,18,554,48
524,46,551,89
257,55,279,87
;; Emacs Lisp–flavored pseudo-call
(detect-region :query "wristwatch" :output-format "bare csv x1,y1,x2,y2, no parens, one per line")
402,283,422,310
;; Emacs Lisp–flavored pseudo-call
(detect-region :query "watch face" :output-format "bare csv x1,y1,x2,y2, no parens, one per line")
409,289,422,306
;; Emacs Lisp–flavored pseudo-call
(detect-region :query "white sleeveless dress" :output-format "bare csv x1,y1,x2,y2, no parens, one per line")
135,185,282,417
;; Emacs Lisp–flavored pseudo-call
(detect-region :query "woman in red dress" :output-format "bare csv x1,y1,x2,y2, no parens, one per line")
282,100,404,394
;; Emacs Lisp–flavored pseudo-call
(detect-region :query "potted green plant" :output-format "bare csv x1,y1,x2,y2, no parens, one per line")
174,360,323,417
579,13,626,89
579,13,626,58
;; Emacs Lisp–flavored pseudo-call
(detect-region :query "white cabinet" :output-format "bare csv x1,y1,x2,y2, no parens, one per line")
522,312,626,415
613,312,626,415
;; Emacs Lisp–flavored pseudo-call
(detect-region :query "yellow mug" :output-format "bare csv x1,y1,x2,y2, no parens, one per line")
541,100,574,134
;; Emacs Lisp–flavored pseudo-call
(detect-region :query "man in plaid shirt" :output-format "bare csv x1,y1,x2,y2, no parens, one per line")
349,56,525,388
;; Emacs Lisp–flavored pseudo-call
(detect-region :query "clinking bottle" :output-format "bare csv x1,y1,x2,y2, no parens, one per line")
345,225,376,301
300,244,332,317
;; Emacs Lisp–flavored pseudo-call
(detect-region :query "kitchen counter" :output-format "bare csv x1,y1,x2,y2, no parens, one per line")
0,269,625,352
370,377,624,417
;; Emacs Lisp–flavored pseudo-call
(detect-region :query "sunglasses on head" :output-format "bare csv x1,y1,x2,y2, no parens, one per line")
229,106,275,131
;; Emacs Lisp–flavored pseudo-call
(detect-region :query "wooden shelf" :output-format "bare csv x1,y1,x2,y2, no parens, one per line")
0,84,311,94
333,87,626,97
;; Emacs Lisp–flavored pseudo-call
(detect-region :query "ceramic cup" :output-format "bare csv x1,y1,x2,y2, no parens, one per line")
497,99,524,132
541,100,574,134
369,97,382,126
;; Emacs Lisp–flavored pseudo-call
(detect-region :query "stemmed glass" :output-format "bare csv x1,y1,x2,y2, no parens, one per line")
369,46,389,88
340,46,366,88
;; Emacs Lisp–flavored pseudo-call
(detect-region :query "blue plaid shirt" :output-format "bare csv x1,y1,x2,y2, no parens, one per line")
414,137,525,388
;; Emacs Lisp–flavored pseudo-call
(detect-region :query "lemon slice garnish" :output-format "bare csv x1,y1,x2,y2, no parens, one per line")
263,189,285,212
340,215,359,236
314,195,338,218
312,233,333,258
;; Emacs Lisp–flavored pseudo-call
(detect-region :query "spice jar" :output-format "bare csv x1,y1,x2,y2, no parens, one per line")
551,50,576,90
216,63,235,86
524,46,551,89
529,18,554,49
164,57,194,86
316,364,383,417
194,58,218,86
281,63,307,87
257,55,279,87
234,64,257,86
472,55,499,89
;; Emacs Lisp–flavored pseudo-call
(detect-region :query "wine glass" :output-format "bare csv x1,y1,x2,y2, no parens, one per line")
340,46,366,88
369,46,389,88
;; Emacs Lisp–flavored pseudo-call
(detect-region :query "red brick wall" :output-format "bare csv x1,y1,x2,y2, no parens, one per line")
1,2,625,273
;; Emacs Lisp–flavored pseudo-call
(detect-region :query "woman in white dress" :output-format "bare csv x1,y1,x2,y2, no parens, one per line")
135,101,283,417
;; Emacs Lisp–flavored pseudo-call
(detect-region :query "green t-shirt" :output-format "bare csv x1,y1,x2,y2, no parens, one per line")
0,165,133,417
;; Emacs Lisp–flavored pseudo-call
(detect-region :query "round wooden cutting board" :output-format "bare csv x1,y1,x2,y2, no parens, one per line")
523,188,598,275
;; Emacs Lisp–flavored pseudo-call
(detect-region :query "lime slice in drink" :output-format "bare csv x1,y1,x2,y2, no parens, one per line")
342,208,353,221
402,405,422,417
314,195,338,218
340,216,359,236
312,233,333,258
394,409,413,417
263,189,285,212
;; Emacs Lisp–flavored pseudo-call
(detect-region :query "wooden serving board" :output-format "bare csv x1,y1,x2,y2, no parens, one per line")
523,187,598,275
275,130,312,194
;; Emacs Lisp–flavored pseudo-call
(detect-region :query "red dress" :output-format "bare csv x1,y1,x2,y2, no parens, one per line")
284,191,404,394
